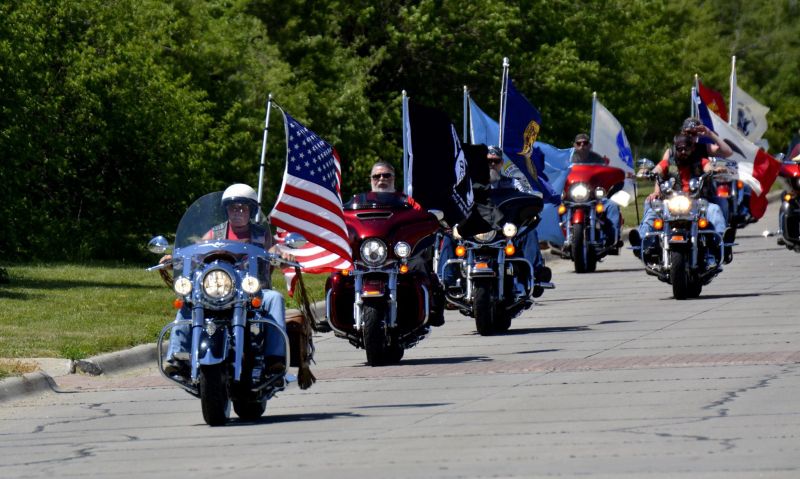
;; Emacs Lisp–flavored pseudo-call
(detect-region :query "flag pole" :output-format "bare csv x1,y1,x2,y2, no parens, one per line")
402,90,410,196
692,74,699,117
255,93,273,223
463,86,469,143
590,91,597,142
729,56,737,126
498,57,510,149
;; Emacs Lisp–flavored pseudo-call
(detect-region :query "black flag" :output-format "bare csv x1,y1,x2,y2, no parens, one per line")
405,101,473,226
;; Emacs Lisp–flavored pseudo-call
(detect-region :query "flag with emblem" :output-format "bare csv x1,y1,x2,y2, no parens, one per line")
269,112,352,294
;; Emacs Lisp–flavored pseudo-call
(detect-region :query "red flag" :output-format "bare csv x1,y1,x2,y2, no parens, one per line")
269,112,353,295
698,80,728,123
747,149,782,219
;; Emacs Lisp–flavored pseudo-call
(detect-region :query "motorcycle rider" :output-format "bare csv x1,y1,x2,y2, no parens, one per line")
630,134,734,263
568,133,622,244
352,161,446,326
161,183,288,376
438,146,552,296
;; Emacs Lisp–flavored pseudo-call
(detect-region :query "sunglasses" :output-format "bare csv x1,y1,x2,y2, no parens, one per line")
487,157,503,165
371,173,393,180
675,146,692,153
575,140,589,146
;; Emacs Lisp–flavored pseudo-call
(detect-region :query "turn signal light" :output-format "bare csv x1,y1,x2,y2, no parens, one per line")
595,203,604,214
504,243,515,255
671,234,685,242
399,264,409,274
785,193,793,202
475,262,490,269
251,296,263,308
341,269,350,276
172,298,184,309
557,204,567,215
698,218,709,229
455,245,466,257
654,218,664,230
736,180,744,189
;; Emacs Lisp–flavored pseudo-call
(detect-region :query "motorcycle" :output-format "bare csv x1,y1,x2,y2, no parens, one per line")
325,192,443,366
635,162,727,299
712,158,754,237
147,191,306,425
776,153,800,252
439,188,554,336
554,163,625,273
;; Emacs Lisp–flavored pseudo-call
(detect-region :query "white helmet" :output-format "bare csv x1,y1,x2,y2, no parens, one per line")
221,183,259,219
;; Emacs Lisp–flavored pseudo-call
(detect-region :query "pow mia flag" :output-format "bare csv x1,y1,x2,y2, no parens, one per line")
405,100,474,226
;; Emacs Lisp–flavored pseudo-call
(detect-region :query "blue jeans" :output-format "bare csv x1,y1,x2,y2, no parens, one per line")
638,199,726,250
166,289,286,361
437,228,543,287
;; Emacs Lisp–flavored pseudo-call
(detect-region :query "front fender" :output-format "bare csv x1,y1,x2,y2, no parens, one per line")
196,326,229,365
570,207,586,225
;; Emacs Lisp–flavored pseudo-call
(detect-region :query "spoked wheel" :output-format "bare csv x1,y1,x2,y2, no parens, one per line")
362,303,403,366
670,250,690,300
571,223,596,273
473,279,496,336
200,364,231,426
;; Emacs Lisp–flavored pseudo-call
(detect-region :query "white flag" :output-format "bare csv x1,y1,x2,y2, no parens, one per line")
734,86,769,142
591,99,635,207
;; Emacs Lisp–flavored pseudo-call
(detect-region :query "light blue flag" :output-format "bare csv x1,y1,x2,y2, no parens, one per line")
469,99,570,244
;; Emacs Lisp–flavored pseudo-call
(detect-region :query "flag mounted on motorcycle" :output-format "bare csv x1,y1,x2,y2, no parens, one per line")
590,95,636,208
695,94,780,220
403,98,475,227
269,111,353,295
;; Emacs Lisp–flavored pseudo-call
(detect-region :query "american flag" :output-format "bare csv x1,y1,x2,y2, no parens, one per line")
269,112,352,294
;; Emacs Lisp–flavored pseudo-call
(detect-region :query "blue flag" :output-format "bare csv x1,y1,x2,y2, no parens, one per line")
535,142,572,244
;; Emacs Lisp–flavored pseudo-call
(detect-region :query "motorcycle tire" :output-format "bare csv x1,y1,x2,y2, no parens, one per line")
362,303,403,366
670,250,690,300
200,364,231,426
493,303,511,333
233,399,267,421
473,279,496,336
571,223,597,274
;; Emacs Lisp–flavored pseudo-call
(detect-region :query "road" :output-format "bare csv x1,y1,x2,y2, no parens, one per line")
1,205,799,478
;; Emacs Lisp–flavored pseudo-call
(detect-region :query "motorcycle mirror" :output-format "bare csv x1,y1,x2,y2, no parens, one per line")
775,152,786,162
283,232,308,249
147,235,171,254
637,158,655,171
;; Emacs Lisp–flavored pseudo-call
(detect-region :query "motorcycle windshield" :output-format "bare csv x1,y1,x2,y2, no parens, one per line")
344,192,409,210
174,192,268,249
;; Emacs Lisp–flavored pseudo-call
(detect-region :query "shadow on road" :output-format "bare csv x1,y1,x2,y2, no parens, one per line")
595,320,636,325
514,348,560,354
686,291,784,300
504,325,590,335
573,267,642,274
354,402,452,409
396,355,492,366
232,411,362,426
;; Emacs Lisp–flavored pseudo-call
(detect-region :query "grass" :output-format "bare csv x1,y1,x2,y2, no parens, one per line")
621,180,655,228
0,262,330,371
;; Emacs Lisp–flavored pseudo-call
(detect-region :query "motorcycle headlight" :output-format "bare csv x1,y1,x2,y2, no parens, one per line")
666,195,692,215
473,230,497,243
202,269,234,299
569,183,590,202
502,223,517,238
394,241,411,259
173,276,192,296
360,238,387,266
241,275,260,294
595,187,606,199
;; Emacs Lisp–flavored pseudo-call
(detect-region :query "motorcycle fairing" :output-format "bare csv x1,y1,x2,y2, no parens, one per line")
563,165,625,195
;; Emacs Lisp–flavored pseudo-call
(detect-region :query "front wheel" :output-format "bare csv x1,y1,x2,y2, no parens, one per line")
200,364,231,426
473,279,495,336
233,399,267,421
571,223,596,273
670,250,690,300
362,303,403,366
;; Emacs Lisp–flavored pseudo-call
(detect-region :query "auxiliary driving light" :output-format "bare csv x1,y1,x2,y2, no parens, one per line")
455,245,466,257
654,218,664,230
504,243,516,255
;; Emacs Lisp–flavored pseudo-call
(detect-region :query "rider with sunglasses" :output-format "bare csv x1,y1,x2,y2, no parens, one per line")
631,134,732,262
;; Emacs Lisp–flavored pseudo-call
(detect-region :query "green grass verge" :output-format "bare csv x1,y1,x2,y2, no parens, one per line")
0,263,329,366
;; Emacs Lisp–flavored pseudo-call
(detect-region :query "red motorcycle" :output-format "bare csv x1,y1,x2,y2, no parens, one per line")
777,154,800,252
325,192,442,366
555,163,625,272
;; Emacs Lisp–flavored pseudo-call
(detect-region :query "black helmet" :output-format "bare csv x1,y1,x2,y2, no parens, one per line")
681,117,702,132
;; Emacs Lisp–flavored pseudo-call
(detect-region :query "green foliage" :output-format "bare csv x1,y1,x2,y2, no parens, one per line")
1,0,798,261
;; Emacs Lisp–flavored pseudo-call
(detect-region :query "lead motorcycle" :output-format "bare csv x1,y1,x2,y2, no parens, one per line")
325,192,443,366
439,187,554,335
554,163,625,273
147,192,306,425
776,153,800,251
635,163,727,299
